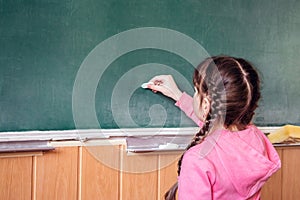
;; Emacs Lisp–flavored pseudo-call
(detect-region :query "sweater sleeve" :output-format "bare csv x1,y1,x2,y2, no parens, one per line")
178,148,215,200
175,92,204,128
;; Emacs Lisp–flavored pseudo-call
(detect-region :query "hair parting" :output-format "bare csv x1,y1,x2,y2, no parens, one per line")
164,56,261,200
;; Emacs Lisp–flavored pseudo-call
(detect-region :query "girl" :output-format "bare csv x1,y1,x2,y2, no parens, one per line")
147,56,281,200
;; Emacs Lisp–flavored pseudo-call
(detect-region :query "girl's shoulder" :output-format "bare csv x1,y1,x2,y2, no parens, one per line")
184,129,223,161
182,142,216,173
185,125,264,160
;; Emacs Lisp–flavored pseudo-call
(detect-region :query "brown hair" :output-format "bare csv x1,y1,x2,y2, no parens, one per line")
165,56,261,200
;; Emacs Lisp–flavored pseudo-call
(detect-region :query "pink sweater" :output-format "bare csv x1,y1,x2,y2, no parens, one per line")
175,93,281,200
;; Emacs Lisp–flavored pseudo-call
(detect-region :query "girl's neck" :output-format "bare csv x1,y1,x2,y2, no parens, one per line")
225,124,249,132
226,125,239,132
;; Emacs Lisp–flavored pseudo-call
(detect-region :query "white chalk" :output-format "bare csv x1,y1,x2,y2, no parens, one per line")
158,143,179,149
141,81,154,89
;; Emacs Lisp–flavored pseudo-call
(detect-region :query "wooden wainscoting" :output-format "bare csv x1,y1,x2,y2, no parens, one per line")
81,146,120,200
35,147,78,200
0,145,298,200
260,148,282,200
0,156,32,200
281,147,300,199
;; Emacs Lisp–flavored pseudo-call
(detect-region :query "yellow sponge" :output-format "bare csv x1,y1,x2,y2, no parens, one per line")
267,125,300,144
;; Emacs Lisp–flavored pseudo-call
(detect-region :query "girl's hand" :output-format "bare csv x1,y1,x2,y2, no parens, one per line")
147,75,183,101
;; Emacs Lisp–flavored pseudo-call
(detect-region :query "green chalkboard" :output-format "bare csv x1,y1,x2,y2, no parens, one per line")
0,0,299,131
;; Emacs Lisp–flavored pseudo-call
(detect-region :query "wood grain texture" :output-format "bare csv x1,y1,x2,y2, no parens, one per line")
261,148,282,200
0,156,32,200
282,147,300,200
0,151,42,158
2,144,300,200
121,148,159,200
158,154,181,200
35,147,78,200
81,146,120,200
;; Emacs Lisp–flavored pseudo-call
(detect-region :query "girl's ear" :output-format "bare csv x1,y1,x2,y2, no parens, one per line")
202,97,211,117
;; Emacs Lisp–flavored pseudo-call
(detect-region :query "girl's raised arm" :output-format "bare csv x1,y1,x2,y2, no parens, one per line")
146,75,203,127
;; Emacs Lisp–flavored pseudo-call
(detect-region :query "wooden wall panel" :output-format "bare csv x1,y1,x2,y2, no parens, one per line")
121,151,158,200
261,148,283,200
0,156,32,200
1,144,300,200
81,146,120,200
282,147,300,200
158,154,181,200
35,147,78,200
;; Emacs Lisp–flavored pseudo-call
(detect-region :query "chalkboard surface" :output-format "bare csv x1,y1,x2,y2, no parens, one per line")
0,0,299,131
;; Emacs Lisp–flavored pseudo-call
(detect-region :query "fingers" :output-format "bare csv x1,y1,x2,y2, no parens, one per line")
145,75,182,101
147,75,167,92
149,74,170,82
148,84,164,93
150,75,172,90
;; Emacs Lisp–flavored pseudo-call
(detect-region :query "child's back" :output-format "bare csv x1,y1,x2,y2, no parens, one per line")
178,125,280,199
146,56,281,199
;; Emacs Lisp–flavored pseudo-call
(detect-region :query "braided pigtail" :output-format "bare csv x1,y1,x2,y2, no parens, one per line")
177,115,211,175
164,182,177,200
164,116,211,200
164,99,223,200
165,57,226,200
164,56,261,199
